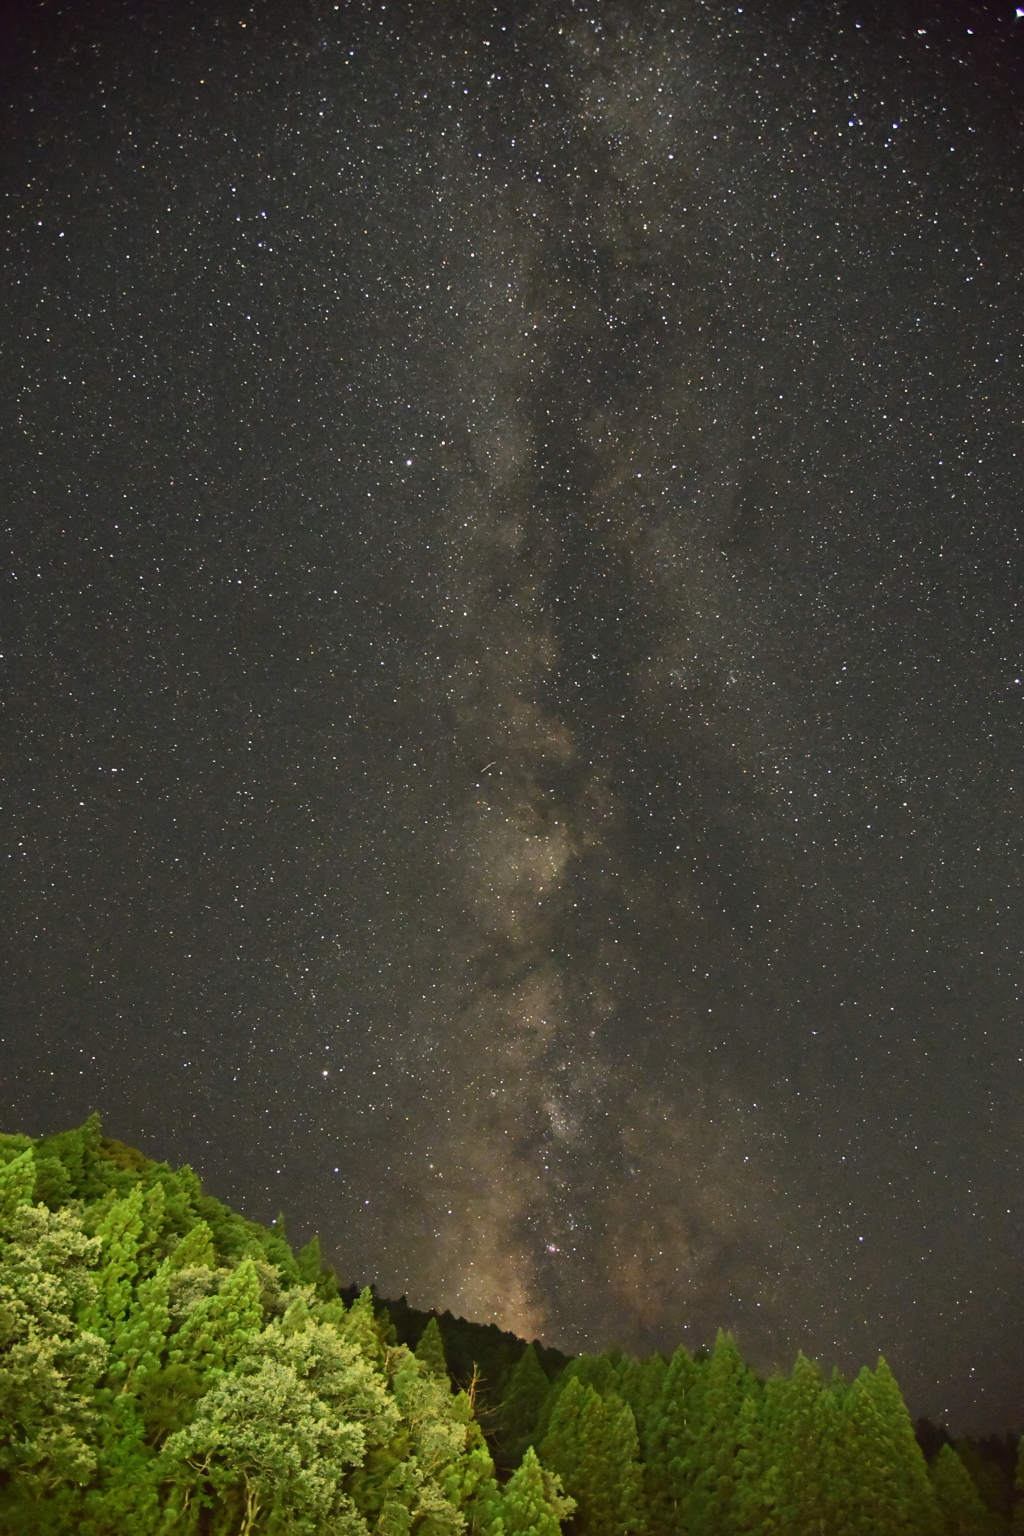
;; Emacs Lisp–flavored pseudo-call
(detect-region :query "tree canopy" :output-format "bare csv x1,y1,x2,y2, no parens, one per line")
0,1120,1015,1535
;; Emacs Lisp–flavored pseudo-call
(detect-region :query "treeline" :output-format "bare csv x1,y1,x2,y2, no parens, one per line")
482,1334,1019,1536
0,1118,573,1535
365,1293,1023,1534
378,1291,569,1416
0,1119,1021,1536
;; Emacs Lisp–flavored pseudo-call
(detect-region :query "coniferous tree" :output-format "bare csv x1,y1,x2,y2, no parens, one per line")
540,1381,645,1536
383,1296,570,1422
295,1233,324,1283
500,1446,576,1536
441,1436,505,1536
532,1351,626,1451
955,1437,1016,1527
2,1121,574,1535
168,1219,216,1270
77,1406,158,1536
82,1184,147,1341
840,1359,941,1536
348,1340,489,1536
917,1419,956,1464
5,1115,1007,1536
930,1444,1001,1536
495,1343,553,1466
871,1356,944,1534
730,1388,764,1532
168,1255,263,1380
538,1374,586,1487
567,1351,627,1399
645,1343,701,1533
260,1212,302,1287
416,1315,449,1379
738,1352,846,1536
618,1353,668,1462
338,1285,389,1369
683,1330,758,1536
295,1232,339,1299
134,1360,209,1448
105,1259,172,1394
0,1134,34,1167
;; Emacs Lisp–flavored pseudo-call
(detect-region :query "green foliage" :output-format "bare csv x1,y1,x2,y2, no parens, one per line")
0,1120,538,1536
0,1201,107,1498
261,1213,302,1287
931,1444,1001,1536
415,1316,449,1380
169,1256,264,1379
843,1356,940,1535
0,1134,33,1165
681,1329,757,1536
339,1285,390,1370
953,1436,1019,1526
136,1360,208,1445
617,1353,667,1461
107,1259,172,1392
193,1189,285,1269
346,1344,493,1536
383,1293,568,1417
739,1351,845,1535
0,1147,37,1228
83,1183,148,1339
0,1119,997,1536
296,1233,324,1283
295,1233,340,1300
500,1446,576,1536
532,1350,626,1452
169,1218,216,1270
644,1342,701,1531
495,1342,553,1467
33,1114,133,1206
539,1378,645,1536
161,1306,393,1535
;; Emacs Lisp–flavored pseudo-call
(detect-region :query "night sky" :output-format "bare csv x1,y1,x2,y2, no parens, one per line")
3,0,1023,1433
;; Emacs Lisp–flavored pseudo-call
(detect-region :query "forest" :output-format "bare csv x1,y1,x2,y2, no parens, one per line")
0,1118,1019,1535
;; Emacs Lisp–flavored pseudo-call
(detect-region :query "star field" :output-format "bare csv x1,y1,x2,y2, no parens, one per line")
2,0,1023,1433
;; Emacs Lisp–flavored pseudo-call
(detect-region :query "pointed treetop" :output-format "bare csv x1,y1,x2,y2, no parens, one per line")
282,1294,312,1336
296,1233,324,1284
81,1111,104,1148
930,1443,999,1536
501,1446,576,1536
170,1255,263,1378
416,1315,449,1379
340,1284,387,1367
169,1219,216,1271
493,1342,553,1467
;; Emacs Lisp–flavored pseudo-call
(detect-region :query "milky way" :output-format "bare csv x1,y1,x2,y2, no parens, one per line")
3,0,1023,1431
